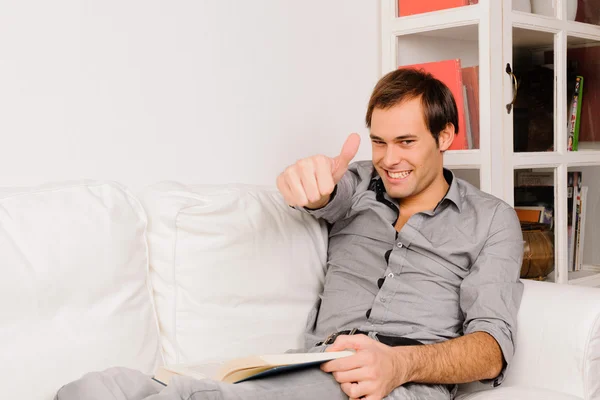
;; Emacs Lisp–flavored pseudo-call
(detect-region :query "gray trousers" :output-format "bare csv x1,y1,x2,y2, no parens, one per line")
56,340,455,400
55,367,453,400
55,366,454,400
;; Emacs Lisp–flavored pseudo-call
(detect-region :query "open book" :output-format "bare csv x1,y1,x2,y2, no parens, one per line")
153,350,354,385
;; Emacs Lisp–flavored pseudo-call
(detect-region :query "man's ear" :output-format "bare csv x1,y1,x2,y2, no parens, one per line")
438,123,455,152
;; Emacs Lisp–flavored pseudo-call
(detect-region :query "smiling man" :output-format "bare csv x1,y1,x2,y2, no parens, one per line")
276,67,525,399
56,68,524,400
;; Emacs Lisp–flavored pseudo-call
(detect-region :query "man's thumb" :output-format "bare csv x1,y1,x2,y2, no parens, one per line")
332,133,361,180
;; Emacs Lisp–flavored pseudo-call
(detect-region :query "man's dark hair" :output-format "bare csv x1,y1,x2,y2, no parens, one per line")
365,68,459,143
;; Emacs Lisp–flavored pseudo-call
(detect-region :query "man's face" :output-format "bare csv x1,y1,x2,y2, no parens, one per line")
370,97,453,200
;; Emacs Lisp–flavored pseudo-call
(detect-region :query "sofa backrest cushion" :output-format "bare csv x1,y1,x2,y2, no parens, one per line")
138,182,328,365
0,181,162,400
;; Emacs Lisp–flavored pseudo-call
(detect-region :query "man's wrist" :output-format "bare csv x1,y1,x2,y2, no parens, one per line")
305,194,331,210
305,185,338,210
392,345,419,385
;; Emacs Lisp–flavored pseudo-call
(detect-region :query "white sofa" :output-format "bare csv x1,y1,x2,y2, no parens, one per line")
1,180,599,400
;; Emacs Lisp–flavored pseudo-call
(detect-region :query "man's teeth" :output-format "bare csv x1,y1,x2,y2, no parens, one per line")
388,170,411,179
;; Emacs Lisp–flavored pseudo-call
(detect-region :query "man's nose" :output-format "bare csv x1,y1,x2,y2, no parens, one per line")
383,145,403,166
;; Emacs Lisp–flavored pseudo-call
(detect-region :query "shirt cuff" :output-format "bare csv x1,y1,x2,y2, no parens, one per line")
289,185,338,216
465,320,514,387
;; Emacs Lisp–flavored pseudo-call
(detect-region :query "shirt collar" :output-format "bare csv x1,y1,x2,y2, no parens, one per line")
369,167,462,213
442,168,462,213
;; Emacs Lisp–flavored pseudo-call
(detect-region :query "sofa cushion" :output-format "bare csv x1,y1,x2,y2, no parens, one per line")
0,181,162,400
138,182,328,365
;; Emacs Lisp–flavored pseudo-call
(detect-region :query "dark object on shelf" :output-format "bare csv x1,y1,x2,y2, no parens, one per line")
520,222,554,280
513,66,554,152
513,108,529,152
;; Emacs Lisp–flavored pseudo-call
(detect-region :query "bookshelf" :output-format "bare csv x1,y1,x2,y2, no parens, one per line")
381,0,600,287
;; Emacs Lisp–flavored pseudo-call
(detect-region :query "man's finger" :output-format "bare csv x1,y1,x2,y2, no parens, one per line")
321,353,363,373
341,381,371,399
326,334,369,352
332,367,367,384
334,133,361,169
331,133,361,182
298,161,321,203
276,174,295,206
314,155,335,195
285,168,308,206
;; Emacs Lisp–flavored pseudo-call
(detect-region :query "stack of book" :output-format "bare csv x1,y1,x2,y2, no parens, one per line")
514,170,588,272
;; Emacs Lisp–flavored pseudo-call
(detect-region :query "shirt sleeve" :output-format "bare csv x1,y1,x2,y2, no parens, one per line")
292,168,359,224
459,204,525,387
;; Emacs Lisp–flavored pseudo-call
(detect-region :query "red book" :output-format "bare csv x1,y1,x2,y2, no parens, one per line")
398,0,472,17
400,59,469,150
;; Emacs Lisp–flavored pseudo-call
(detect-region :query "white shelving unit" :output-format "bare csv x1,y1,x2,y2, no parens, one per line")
381,0,600,287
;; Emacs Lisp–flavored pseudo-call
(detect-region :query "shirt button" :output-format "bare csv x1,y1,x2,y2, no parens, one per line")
397,242,403,248
380,298,387,303
387,272,394,279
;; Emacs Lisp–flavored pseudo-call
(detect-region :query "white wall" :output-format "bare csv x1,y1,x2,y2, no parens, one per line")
0,1,379,191
397,33,479,68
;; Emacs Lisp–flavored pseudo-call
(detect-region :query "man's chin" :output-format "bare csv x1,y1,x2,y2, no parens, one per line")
381,184,410,200
387,191,409,200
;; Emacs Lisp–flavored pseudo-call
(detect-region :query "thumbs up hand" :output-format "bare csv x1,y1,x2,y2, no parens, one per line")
277,133,361,209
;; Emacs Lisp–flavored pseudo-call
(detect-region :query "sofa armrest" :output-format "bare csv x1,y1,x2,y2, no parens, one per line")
460,279,600,399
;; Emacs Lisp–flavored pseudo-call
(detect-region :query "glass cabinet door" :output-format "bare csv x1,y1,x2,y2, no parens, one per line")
565,35,600,150
514,168,556,281
514,0,600,26
573,0,600,25
510,28,556,153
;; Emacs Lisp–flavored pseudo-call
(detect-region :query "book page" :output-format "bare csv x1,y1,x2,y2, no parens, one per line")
165,362,223,380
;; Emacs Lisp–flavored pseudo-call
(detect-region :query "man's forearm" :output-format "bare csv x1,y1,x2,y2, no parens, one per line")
395,332,503,385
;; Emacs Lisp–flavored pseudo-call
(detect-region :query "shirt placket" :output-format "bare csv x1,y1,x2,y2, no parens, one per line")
366,204,424,325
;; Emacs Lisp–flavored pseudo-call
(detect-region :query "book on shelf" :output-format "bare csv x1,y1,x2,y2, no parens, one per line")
515,170,553,187
153,350,354,386
461,65,480,150
567,172,582,272
575,186,588,272
514,206,553,226
567,76,584,151
400,59,470,150
397,0,477,17
462,85,473,149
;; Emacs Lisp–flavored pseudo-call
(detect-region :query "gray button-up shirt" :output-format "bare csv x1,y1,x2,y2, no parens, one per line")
299,160,524,385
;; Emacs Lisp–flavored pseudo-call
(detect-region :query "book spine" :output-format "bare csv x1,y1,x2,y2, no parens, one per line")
573,76,583,151
567,172,575,271
576,186,588,272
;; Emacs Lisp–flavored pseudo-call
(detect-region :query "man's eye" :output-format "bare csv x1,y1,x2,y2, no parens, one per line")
372,141,385,145
401,140,414,145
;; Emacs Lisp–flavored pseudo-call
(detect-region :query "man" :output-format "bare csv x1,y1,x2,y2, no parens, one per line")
56,68,523,400
276,67,524,399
